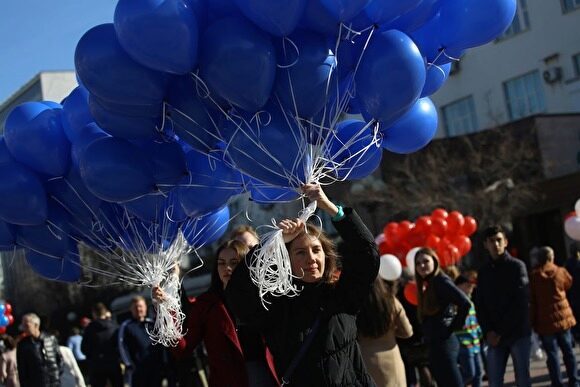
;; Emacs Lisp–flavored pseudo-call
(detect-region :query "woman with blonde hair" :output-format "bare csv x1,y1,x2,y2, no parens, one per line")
415,247,471,387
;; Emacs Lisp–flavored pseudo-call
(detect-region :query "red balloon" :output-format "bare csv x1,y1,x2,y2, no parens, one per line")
565,211,577,220
431,217,448,237
431,208,449,219
407,227,427,247
439,244,460,267
415,216,432,235
425,234,440,249
452,235,472,256
462,216,478,236
447,211,465,235
398,221,414,239
404,282,418,306
383,222,399,241
6,314,13,326
0,327,5,334
3,303,12,315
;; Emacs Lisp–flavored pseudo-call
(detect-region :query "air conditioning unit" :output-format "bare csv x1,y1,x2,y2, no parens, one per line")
542,66,563,84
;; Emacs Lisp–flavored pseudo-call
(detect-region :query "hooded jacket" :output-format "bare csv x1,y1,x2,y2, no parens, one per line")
530,261,576,335
226,208,379,387
81,318,120,367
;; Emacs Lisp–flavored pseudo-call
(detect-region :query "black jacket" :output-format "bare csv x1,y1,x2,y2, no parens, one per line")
474,252,531,345
17,332,63,387
81,318,120,368
226,208,379,386
421,273,471,343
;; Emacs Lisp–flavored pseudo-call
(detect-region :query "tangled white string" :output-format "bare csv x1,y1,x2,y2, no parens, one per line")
248,201,317,308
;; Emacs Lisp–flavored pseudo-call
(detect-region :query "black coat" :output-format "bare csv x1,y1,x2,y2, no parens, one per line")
421,273,471,343
81,318,120,369
226,208,379,386
474,252,531,345
17,332,62,387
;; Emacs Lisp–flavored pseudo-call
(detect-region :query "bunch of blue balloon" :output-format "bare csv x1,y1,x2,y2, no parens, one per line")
0,0,517,282
0,99,233,282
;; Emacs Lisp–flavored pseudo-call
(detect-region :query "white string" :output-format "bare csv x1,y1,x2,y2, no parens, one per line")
248,200,317,308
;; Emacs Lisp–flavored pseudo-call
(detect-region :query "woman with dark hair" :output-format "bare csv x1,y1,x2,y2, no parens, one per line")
414,247,471,387
357,278,413,386
154,239,279,387
226,183,379,386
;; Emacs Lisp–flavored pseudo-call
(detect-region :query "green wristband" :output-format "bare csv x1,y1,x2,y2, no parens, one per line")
331,205,345,222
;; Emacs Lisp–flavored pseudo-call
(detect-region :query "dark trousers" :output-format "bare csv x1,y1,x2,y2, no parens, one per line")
429,335,463,387
89,362,123,387
540,329,579,387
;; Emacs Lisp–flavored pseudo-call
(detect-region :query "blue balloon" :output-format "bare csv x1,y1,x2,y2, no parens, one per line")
0,305,5,316
25,246,81,282
235,0,307,37
328,119,383,180
114,0,199,74
275,30,336,118
16,201,70,257
166,75,223,153
41,101,63,110
137,139,188,190
46,167,102,225
0,220,16,251
224,106,307,187
178,150,243,217
207,0,238,21
122,192,167,222
199,17,276,112
88,94,160,139
5,102,71,176
381,97,438,154
79,137,156,202
355,30,426,126
75,23,169,106
409,13,459,65
62,86,94,143
364,0,422,25
0,137,14,165
386,0,440,33
320,0,371,22
299,0,341,37
250,183,300,203
71,123,110,168
421,62,451,97
182,206,230,247
0,161,48,225
439,0,517,50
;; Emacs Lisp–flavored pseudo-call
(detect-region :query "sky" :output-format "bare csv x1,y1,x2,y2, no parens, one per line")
0,0,118,104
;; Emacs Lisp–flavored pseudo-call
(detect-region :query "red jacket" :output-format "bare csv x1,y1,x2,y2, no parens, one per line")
172,292,279,387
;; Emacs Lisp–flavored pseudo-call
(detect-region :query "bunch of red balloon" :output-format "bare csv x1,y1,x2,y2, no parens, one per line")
0,302,14,334
377,209,478,307
378,208,478,268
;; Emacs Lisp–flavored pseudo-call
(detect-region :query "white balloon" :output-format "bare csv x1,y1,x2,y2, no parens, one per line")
405,247,421,275
575,198,580,216
379,254,402,281
564,216,580,241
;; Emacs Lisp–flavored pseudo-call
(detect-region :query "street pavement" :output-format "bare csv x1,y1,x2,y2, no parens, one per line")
483,345,580,386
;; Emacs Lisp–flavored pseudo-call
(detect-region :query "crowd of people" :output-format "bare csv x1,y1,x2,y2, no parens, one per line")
0,184,578,387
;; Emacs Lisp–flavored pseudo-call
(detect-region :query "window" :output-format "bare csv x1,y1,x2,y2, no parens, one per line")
500,0,530,38
442,96,479,136
503,71,546,121
562,0,580,13
573,53,580,77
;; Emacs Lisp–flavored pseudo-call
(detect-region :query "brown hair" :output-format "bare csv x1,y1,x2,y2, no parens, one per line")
91,302,109,318
229,225,259,240
414,247,442,320
130,295,146,306
357,278,398,338
210,239,249,296
286,223,338,284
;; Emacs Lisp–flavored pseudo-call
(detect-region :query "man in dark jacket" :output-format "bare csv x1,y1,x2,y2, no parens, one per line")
474,225,531,387
118,296,166,387
17,313,63,387
82,302,123,387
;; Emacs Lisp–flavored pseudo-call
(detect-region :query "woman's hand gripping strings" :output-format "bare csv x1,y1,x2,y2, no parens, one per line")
301,183,339,218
